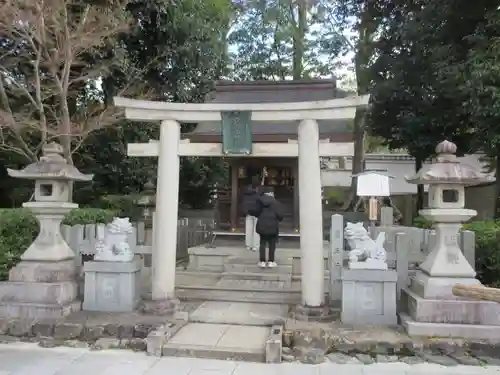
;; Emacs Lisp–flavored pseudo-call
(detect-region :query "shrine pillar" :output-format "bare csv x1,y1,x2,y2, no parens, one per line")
149,120,180,310
298,119,324,308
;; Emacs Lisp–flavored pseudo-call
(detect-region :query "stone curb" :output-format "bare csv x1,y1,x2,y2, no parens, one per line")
283,330,500,366
266,325,283,363
147,319,187,357
0,317,165,352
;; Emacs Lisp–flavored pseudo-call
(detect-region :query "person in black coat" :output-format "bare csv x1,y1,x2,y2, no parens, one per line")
242,177,261,251
249,186,283,268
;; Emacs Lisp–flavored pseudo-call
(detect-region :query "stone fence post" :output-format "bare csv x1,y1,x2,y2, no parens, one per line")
328,214,344,305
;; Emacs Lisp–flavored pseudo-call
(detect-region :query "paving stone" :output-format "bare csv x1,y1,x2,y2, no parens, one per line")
63,340,89,348
355,353,374,364
38,338,63,348
189,301,288,326
469,343,500,359
419,351,458,366
440,346,482,366
128,337,147,351
326,352,361,364
32,321,55,337
118,324,135,339
133,324,152,338
54,322,83,340
8,319,33,337
298,347,325,364
376,354,398,363
91,337,121,350
293,328,330,352
477,356,500,365
82,325,105,341
399,356,424,364
451,354,482,366
0,319,8,334
0,335,19,344
104,323,119,337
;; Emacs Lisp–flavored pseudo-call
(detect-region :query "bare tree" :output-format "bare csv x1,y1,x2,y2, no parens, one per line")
0,0,147,163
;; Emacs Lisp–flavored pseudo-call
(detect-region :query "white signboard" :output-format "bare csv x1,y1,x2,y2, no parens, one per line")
356,172,391,197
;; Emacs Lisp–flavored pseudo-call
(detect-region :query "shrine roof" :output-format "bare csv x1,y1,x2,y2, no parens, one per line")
184,79,354,142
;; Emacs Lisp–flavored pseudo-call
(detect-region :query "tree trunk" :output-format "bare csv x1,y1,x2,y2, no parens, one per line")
292,1,307,80
415,156,424,211
452,284,500,303
494,144,500,218
343,3,373,211
344,110,366,210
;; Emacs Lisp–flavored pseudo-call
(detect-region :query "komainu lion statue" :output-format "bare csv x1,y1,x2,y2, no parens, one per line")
94,217,134,262
344,221,387,270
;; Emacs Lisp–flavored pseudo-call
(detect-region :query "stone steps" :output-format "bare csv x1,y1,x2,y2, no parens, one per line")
223,263,292,274
176,282,301,304
221,271,291,282
162,323,269,362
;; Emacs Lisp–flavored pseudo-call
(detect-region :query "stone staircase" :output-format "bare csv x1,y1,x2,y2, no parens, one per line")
176,255,301,304
168,251,292,362
165,244,329,362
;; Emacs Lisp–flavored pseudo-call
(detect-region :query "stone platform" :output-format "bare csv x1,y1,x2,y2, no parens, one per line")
0,260,81,320
162,323,270,362
189,301,288,326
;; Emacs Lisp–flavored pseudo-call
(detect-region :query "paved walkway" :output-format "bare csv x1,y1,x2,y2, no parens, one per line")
0,342,499,375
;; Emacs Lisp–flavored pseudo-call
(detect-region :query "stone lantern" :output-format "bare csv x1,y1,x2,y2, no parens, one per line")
401,140,498,339
0,142,93,319
406,140,490,282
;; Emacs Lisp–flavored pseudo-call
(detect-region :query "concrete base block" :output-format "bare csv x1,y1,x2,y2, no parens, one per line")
0,300,81,320
295,304,337,322
9,260,77,282
400,312,500,340
341,269,397,325
403,288,500,325
83,260,141,312
146,320,187,357
0,260,80,320
411,271,480,299
0,281,77,304
146,326,166,357
266,325,283,363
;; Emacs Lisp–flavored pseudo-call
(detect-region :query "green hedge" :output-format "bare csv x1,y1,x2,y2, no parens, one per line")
0,208,116,280
92,194,145,222
462,220,500,287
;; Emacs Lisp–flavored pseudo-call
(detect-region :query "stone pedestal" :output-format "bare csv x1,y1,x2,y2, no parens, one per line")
83,259,141,312
400,271,500,340
341,269,397,325
0,202,82,320
0,260,80,319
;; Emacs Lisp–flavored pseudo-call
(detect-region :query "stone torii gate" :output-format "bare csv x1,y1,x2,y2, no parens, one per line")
114,95,369,317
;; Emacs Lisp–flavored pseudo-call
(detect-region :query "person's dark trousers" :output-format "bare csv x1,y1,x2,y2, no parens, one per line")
259,234,278,262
